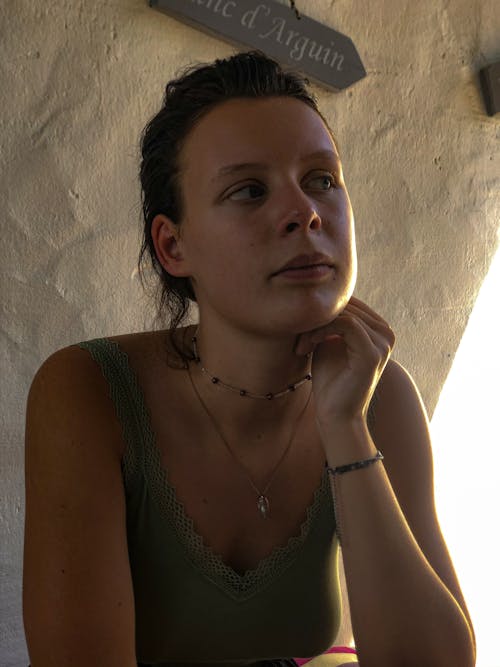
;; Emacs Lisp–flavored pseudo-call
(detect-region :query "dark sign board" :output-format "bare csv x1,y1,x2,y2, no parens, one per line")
150,0,366,91
479,62,500,116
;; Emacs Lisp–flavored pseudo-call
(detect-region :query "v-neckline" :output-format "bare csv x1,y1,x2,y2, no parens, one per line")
104,337,333,600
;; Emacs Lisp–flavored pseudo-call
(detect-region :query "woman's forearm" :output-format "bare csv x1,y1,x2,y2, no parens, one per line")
320,418,475,667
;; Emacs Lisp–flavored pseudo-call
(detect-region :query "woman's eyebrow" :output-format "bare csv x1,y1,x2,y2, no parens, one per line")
211,162,267,182
301,149,340,163
211,150,340,183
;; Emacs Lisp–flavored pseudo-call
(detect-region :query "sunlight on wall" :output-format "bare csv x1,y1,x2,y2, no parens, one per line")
430,245,500,667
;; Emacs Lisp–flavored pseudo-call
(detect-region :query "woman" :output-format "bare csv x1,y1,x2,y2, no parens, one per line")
23,52,476,667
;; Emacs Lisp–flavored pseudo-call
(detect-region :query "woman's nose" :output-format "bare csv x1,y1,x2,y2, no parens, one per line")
277,187,322,235
284,215,321,234
281,205,322,235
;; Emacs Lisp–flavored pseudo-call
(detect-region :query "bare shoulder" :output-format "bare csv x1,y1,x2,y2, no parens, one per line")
372,358,431,446
28,342,126,459
27,327,181,451
377,357,427,411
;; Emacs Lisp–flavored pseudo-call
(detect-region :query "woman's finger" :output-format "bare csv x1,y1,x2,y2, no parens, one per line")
295,298,395,356
316,314,393,365
297,307,394,356
342,300,392,333
343,306,396,351
347,296,392,326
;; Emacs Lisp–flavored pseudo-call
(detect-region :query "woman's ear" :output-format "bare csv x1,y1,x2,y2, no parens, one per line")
151,214,191,277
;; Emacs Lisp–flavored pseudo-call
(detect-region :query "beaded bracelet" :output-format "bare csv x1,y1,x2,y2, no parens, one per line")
326,450,384,476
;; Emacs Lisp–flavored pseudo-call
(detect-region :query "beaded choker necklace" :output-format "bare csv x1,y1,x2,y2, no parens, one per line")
191,335,312,400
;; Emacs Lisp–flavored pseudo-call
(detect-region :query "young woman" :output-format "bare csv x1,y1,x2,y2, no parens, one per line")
23,52,476,667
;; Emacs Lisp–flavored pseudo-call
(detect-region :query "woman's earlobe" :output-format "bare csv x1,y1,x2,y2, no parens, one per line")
151,214,190,277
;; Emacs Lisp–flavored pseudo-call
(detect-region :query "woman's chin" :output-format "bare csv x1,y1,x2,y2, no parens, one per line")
291,296,352,334
267,304,348,338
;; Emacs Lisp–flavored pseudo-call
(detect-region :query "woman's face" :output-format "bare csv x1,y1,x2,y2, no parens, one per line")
175,96,357,337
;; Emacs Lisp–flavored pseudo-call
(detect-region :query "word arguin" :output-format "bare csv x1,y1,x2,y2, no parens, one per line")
190,0,344,69
151,0,366,90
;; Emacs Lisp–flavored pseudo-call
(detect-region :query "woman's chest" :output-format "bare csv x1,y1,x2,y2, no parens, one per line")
151,413,327,574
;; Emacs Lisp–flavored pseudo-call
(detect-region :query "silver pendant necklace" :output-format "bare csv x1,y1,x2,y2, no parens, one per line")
187,364,312,519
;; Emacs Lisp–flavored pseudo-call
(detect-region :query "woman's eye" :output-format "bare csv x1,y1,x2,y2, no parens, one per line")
308,174,336,190
227,184,265,201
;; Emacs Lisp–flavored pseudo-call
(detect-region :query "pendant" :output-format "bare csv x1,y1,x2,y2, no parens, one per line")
257,494,270,519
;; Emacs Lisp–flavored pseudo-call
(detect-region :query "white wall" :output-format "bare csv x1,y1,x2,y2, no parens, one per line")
1,1,498,664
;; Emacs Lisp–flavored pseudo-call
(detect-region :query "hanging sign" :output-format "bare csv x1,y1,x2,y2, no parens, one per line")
479,61,500,116
149,0,366,91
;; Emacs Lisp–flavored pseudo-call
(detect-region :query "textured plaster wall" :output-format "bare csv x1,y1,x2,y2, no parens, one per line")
1,1,498,664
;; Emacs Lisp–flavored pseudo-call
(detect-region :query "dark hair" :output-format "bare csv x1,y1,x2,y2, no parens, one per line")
138,50,329,340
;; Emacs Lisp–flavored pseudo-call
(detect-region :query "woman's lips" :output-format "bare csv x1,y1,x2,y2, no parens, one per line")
272,252,335,278
275,264,334,279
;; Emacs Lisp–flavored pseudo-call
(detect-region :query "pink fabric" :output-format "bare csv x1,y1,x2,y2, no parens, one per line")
294,646,357,665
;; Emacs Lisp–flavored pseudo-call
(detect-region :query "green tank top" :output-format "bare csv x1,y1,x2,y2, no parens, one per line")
77,338,348,665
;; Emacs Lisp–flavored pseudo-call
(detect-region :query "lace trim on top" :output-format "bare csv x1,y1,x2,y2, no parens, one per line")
78,338,335,601
78,339,141,482
150,447,330,601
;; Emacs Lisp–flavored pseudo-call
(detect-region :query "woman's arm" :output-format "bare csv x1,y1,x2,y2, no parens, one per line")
324,359,476,667
299,297,476,667
23,346,137,667
369,358,476,645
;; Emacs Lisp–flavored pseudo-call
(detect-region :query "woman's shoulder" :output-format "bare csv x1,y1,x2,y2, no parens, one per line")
371,357,430,438
377,358,427,416
26,331,173,461
30,332,149,397
30,340,111,398
32,327,188,385
30,327,185,410
27,342,128,461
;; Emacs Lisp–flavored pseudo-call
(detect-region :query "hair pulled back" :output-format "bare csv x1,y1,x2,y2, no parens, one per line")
138,50,323,333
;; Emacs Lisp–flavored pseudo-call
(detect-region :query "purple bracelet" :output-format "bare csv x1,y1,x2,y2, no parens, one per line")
326,450,384,476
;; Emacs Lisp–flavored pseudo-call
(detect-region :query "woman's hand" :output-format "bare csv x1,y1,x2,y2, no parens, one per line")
295,296,396,426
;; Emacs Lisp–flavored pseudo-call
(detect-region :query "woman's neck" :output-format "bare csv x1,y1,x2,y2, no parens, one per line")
186,321,313,437
193,319,310,390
